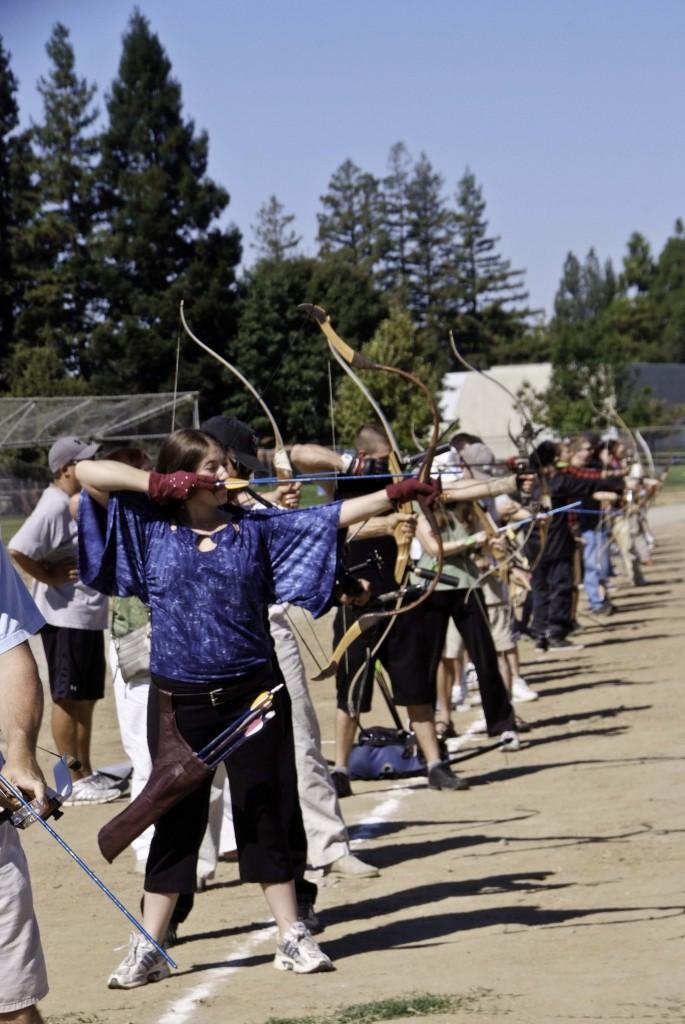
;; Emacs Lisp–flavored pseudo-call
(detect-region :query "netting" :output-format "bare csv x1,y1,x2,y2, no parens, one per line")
0,393,198,518
0,392,198,448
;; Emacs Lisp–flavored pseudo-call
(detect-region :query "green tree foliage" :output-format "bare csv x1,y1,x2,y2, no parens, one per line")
377,141,413,299
0,37,36,381
8,24,98,393
251,195,300,261
89,10,241,403
317,159,382,270
648,225,685,363
404,154,451,353
332,305,440,452
447,169,537,367
537,249,621,430
5,341,87,396
231,255,386,442
620,231,655,294
0,37,19,359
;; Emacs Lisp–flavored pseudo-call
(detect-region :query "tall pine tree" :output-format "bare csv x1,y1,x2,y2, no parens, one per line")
251,195,300,261
0,38,36,387
0,38,20,370
317,159,382,270
539,248,619,430
8,24,98,393
377,141,413,299
405,153,451,347
90,10,241,401
446,169,535,366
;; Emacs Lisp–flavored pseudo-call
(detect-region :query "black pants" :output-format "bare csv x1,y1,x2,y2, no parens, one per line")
333,602,429,713
531,557,574,640
144,669,312,900
419,589,515,736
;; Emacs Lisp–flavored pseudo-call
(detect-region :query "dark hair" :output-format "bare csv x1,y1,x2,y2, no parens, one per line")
532,440,559,469
155,429,222,474
450,431,481,451
106,446,152,471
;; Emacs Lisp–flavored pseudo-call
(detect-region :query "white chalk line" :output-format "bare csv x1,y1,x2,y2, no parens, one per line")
156,784,410,1024
156,924,275,1024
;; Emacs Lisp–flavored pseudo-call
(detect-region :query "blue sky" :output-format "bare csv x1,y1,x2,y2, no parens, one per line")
2,0,682,316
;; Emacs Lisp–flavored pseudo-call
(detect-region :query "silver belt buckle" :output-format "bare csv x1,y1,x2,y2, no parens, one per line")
209,689,224,707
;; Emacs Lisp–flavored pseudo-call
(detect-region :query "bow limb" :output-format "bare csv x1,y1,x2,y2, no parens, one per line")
301,304,444,681
606,397,655,478
449,328,549,565
179,301,293,481
299,302,412,582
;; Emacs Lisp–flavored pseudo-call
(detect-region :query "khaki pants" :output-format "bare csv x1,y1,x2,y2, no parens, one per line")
0,822,49,1013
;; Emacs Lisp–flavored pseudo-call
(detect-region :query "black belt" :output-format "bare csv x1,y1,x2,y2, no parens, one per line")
157,664,273,708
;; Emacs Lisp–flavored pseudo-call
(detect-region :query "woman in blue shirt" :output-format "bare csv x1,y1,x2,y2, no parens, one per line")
76,428,433,986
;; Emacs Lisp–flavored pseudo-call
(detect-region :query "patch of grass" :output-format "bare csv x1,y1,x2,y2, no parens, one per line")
0,515,24,542
250,482,330,507
662,462,685,488
265,991,492,1024
44,1014,108,1024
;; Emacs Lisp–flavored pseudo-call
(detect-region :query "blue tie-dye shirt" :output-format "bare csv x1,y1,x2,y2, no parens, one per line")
78,492,341,684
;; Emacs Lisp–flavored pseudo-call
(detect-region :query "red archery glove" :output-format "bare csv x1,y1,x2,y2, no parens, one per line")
148,471,219,502
385,478,441,508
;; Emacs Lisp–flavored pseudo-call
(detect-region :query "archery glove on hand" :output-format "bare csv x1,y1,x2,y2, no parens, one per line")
385,478,441,508
148,471,219,502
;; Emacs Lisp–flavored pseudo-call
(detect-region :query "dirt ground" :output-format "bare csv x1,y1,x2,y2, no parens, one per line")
19,503,685,1024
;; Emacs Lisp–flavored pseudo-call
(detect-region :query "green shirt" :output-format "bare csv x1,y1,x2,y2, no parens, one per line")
412,507,481,591
111,595,149,638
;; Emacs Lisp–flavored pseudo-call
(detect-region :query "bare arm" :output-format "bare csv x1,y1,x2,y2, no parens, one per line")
76,460,150,506
415,515,487,559
9,550,77,587
352,511,416,540
0,642,47,804
290,443,344,474
289,444,344,501
441,473,518,503
338,489,396,528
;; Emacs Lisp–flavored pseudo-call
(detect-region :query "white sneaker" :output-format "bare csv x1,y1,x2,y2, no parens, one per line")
64,776,121,805
512,677,539,703
500,730,520,751
107,933,170,989
467,715,487,734
451,681,470,711
464,663,479,691
274,922,334,974
91,770,129,794
325,852,379,878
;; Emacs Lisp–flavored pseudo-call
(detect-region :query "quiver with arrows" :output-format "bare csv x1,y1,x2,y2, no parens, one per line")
98,690,209,863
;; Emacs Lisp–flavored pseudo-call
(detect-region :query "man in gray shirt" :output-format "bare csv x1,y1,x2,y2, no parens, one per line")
9,437,119,805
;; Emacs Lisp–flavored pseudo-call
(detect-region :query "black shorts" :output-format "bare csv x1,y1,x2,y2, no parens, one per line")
40,625,106,701
334,603,435,713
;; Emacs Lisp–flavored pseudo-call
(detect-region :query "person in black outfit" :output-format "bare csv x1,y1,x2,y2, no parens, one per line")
522,441,624,648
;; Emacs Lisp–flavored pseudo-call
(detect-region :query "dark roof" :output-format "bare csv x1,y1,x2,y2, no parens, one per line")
630,363,685,405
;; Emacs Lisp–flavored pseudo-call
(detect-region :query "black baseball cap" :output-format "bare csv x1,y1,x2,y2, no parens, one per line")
201,416,267,473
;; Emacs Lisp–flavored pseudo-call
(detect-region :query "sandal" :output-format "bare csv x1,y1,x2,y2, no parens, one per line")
435,719,457,740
